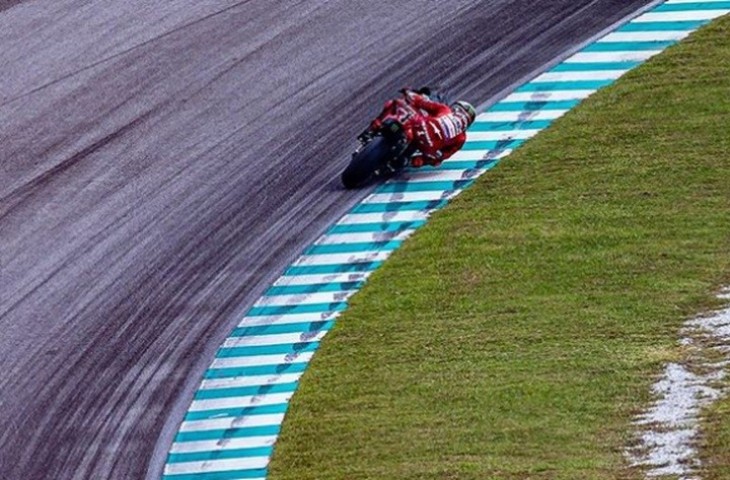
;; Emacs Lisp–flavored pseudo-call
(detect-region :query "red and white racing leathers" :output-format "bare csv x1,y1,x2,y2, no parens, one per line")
371,92,468,167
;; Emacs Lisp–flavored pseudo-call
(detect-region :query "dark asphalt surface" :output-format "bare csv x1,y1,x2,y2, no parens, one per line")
0,1,651,478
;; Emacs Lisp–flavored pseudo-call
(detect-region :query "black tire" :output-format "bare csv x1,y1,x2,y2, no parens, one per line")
341,136,389,189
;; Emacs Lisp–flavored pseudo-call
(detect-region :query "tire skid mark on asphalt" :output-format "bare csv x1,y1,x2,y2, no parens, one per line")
162,2,730,477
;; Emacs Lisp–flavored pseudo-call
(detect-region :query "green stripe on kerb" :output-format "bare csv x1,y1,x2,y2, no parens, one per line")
470,119,553,131
550,61,641,71
353,201,446,214
516,79,613,92
328,220,425,234
432,160,500,171
462,139,525,151
231,320,335,338
247,301,347,316
618,20,707,31
285,261,383,275
267,281,363,295
489,99,580,111
305,239,402,253
167,446,274,464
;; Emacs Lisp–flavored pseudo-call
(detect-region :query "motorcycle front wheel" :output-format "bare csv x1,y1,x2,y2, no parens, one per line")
341,136,389,189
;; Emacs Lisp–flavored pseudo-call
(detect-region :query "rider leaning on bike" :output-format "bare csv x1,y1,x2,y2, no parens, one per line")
360,87,476,168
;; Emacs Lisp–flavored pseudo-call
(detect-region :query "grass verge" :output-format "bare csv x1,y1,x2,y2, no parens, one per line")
702,398,730,480
269,16,730,480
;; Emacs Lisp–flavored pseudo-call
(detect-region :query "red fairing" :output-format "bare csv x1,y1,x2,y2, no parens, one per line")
372,92,468,167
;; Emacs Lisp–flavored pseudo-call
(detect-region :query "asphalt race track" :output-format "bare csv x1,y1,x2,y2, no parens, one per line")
0,1,652,478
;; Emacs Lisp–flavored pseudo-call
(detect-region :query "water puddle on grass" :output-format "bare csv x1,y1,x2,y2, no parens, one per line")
627,288,730,479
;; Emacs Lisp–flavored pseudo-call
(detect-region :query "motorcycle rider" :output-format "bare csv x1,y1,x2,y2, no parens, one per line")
359,88,477,168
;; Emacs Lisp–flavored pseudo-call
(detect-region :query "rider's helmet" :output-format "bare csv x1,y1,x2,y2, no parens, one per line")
451,101,477,129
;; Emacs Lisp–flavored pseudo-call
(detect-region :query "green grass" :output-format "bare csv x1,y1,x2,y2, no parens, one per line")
702,398,730,480
269,16,730,480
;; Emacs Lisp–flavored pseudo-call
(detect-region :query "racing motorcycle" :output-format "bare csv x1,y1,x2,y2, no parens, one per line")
340,88,445,189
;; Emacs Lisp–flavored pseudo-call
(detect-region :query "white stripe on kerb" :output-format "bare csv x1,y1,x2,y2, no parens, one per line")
502,90,596,102
170,435,278,454
164,456,270,475
211,351,315,369
476,110,569,122
445,148,513,162
293,250,393,266
189,391,294,412
405,168,488,183
200,372,304,391
466,129,540,141
255,290,355,307
566,50,661,63
318,229,417,245
238,312,339,328
364,190,456,203
337,211,430,225
179,415,284,435
599,31,690,42
533,70,627,82
274,272,371,287
633,10,730,22
179,413,286,433
223,330,327,349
